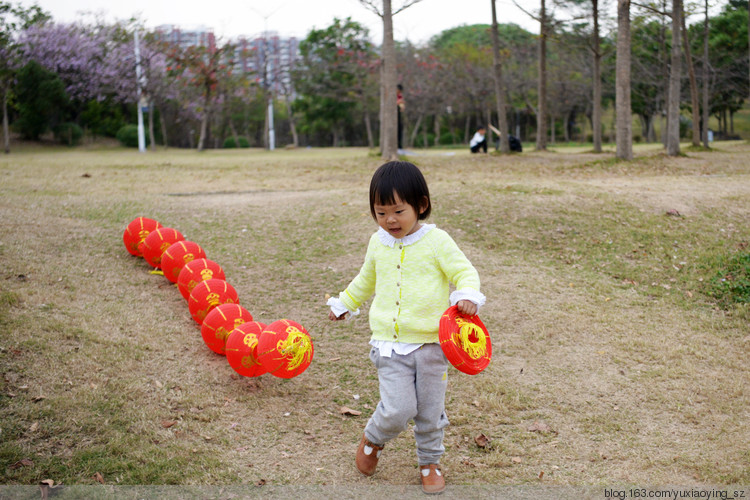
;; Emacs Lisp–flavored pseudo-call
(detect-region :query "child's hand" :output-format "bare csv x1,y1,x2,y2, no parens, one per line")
456,300,477,317
329,310,348,321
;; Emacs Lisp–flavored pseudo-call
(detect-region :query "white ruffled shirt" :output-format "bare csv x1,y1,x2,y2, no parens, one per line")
327,223,485,357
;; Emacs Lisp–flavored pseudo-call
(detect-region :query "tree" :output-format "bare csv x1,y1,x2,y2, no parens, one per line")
702,0,710,147
513,0,556,150
666,0,682,156
292,18,378,147
165,40,235,151
616,0,633,160
14,60,68,139
359,0,424,159
681,3,700,147
0,1,49,152
491,0,510,152
563,0,609,151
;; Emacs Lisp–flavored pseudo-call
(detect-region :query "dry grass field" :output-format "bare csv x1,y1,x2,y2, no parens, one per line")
0,142,748,498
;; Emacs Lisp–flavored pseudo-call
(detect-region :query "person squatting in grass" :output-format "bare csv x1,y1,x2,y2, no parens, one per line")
327,161,486,495
469,125,487,153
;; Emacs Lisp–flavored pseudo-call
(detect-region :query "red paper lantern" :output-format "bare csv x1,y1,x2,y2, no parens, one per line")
142,227,184,269
438,305,491,375
200,303,253,355
188,279,239,325
256,319,314,379
177,258,225,300
123,217,162,256
160,240,207,283
225,321,268,377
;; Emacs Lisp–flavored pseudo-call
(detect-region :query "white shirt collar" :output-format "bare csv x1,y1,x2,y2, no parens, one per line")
377,224,435,248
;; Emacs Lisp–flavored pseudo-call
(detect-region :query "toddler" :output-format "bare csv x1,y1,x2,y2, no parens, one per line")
327,161,485,495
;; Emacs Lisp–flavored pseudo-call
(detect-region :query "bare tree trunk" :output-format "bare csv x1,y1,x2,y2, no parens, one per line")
681,8,700,147
159,111,169,149
491,0,510,152
592,0,603,152
433,114,440,147
536,0,548,151
666,0,682,156
616,0,633,160
702,0,710,148
381,0,398,160
198,95,210,151
660,4,669,146
409,113,423,148
229,120,241,148
379,63,385,152
284,96,299,148
148,102,157,151
364,109,374,149
2,88,9,154
550,115,555,144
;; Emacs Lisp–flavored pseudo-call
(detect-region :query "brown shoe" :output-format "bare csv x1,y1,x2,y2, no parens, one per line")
420,464,445,495
355,435,383,476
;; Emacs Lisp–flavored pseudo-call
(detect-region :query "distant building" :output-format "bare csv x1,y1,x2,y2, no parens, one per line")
154,25,216,52
155,25,299,96
233,32,299,95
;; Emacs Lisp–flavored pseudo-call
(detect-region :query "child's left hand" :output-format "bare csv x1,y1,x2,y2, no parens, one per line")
456,300,477,316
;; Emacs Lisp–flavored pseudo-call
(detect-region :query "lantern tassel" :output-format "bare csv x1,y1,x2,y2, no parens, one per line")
454,317,487,360
276,326,313,370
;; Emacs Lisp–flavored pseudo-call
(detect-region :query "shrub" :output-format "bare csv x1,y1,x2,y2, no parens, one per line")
223,136,250,148
414,133,436,148
707,251,750,307
53,122,83,146
116,125,149,148
439,131,457,145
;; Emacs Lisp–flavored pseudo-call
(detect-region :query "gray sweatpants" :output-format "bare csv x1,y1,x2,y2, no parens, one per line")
364,343,450,465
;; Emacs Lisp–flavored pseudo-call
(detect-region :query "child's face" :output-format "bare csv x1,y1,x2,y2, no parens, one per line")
373,192,425,240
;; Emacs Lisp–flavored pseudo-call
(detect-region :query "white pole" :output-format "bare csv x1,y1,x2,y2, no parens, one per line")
268,99,275,150
266,30,275,151
134,29,146,153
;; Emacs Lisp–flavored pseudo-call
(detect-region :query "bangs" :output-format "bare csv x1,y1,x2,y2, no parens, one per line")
369,161,431,220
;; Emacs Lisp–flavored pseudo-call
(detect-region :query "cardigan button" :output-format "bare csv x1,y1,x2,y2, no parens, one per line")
397,264,400,269
393,335,398,339
396,282,400,287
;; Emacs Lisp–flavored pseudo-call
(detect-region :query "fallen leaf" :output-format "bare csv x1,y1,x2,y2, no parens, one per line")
160,420,177,428
511,457,522,464
474,433,491,449
528,421,552,433
339,406,361,416
538,471,545,480
154,380,163,388
256,479,266,486
39,479,61,500
666,209,682,217
11,458,34,469
29,422,39,432
32,395,46,402
93,472,104,484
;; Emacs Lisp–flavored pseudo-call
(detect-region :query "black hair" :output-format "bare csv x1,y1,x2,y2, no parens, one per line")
369,161,431,221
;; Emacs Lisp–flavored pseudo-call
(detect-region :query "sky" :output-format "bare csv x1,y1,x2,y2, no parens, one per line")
18,0,540,44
